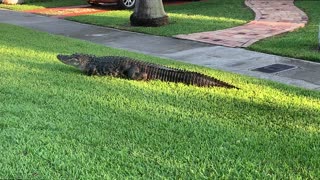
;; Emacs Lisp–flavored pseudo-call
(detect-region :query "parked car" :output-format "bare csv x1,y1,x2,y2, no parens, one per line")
87,0,136,9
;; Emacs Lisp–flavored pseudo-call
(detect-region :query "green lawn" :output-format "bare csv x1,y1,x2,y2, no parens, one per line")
67,0,253,36
1,23,320,179
0,0,86,11
248,0,320,62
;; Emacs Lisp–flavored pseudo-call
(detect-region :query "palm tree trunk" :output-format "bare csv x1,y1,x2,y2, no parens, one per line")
130,0,169,27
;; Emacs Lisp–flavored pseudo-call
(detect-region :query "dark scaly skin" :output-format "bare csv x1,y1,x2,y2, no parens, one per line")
57,53,239,89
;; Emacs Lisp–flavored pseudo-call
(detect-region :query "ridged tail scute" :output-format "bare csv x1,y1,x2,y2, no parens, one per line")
186,71,238,89
148,68,238,89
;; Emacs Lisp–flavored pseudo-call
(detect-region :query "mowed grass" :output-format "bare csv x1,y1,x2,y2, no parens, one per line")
1,23,320,179
67,0,253,36
0,0,86,11
247,0,320,62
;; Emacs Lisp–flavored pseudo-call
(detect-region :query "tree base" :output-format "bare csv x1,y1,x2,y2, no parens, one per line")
130,14,169,27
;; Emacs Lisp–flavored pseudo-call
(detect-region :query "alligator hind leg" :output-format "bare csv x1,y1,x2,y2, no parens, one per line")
126,66,147,80
137,72,148,80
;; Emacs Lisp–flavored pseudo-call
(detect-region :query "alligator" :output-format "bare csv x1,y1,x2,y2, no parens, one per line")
57,53,238,89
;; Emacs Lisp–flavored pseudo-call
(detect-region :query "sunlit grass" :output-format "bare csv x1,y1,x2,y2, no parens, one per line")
1,23,320,179
248,0,320,62
170,13,247,23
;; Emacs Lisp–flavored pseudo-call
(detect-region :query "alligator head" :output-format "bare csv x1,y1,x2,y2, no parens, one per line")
57,53,92,70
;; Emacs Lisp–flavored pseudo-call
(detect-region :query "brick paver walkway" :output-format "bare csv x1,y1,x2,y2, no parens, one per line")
175,0,308,47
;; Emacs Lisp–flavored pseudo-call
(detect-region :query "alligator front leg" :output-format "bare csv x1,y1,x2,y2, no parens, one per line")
86,64,97,76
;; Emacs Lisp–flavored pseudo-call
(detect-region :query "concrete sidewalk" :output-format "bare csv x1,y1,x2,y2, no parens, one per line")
0,9,319,90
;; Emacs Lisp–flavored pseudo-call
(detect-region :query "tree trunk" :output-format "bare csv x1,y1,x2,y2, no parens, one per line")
130,0,169,27
2,0,24,4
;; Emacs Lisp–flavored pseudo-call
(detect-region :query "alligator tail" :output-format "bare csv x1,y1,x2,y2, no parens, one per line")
147,67,238,89
177,71,238,89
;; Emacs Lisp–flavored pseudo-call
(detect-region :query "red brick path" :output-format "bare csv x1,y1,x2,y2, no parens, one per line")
175,0,308,48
